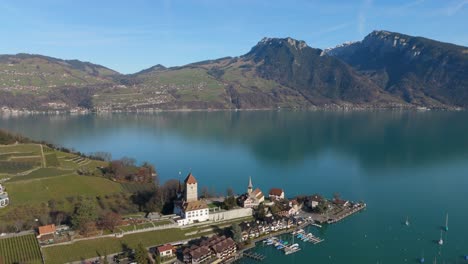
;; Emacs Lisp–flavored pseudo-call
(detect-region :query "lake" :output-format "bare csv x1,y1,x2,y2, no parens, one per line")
1,111,468,263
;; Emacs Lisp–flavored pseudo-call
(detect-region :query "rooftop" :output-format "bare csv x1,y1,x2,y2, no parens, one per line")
269,188,284,196
184,200,208,211
157,244,173,252
38,224,56,235
184,173,197,184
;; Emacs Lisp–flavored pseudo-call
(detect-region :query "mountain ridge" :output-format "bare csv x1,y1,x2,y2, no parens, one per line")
0,30,466,112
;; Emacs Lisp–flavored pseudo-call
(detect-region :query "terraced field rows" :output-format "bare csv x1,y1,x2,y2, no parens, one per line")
0,234,43,264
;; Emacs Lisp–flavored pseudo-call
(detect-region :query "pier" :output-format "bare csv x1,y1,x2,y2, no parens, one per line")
243,251,266,261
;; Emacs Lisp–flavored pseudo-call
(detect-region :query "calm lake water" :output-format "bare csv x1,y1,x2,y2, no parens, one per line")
1,111,468,263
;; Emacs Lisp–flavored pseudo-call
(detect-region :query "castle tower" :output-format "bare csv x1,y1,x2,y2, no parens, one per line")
184,173,198,202
247,176,253,195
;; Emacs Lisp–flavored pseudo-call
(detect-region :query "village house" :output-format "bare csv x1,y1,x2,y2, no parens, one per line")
183,235,236,264
156,244,174,258
183,245,212,264
0,184,9,208
239,216,296,241
307,194,324,209
269,188,285,200
275,199,300,217
174,173,209,226
36,224,56,243
237,177,264,208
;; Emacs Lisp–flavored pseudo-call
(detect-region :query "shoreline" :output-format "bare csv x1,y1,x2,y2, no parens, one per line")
0,106,464,116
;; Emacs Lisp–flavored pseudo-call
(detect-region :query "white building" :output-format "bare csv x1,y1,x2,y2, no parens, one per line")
174,173,209,226
268,188,285,200
0,184,9,208
156,244,174,258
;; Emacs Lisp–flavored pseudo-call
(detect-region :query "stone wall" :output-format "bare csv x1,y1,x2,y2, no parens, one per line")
208,208,253,222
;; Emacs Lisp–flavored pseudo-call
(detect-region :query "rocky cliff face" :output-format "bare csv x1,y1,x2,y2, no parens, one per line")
327,30,468,108
242,37,400,106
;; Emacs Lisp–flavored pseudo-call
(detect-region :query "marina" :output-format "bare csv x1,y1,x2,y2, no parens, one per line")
242,251,266,261
257,224,324,259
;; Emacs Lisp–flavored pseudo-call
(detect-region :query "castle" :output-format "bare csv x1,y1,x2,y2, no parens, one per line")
173,173,209,226
0,184,9,208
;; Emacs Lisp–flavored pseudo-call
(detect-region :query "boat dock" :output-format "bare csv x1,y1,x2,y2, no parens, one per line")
295,229,324,245
243,251,266,261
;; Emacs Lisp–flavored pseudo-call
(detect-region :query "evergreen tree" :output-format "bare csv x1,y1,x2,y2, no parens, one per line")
231,223,243,243
71,200,97,234
134,242,148,264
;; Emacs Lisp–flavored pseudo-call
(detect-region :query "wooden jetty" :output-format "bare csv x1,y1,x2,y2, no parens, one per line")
243,251,266,261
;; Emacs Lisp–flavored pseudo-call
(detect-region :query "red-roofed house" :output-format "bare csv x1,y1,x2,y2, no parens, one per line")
37,224,56,238
157,244,174,257
269,188,285,200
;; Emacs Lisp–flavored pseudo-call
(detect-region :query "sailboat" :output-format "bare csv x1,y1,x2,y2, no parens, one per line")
438,230,444,245
444,213,448,231
419,250,425,263
405,216,410,226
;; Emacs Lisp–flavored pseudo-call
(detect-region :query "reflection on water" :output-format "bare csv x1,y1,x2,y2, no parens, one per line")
3,111,468,170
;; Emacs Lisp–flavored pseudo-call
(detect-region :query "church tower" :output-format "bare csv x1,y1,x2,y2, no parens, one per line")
184,173,198,202
247,176,253,195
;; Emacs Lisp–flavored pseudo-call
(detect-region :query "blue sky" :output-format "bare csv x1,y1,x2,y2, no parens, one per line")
0,0,467,73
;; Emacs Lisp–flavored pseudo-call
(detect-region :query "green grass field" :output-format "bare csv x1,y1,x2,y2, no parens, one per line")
42,227,214,264
117,220,171,232
44,153,60,167
120,182,155,193
4,174,124,206
8,167,73,182
0,234,43,264
0,144,42,155
0,160,39,174
0,144,43,174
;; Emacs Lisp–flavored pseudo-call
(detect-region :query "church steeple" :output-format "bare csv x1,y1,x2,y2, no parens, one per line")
176,180,183,199
248,176,253,194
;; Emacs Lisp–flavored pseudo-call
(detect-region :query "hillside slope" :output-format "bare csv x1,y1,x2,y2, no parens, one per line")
0,31,467,111
326,30,468,108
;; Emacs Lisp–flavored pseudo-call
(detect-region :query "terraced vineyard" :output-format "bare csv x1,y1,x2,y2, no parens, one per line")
0,144,43,175
0,234,43,264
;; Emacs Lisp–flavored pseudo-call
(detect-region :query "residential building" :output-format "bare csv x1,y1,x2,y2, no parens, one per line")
156,244,174,258
183,235,237,264
183,245,212,264
174,173,209,226
308,194,324,209
269,188,285,200
37,224,56,239
239,217,297,241
0,184,8,208
210,237,236,262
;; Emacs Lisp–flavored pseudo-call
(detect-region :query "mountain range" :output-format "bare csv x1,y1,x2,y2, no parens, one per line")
1,30,467,111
